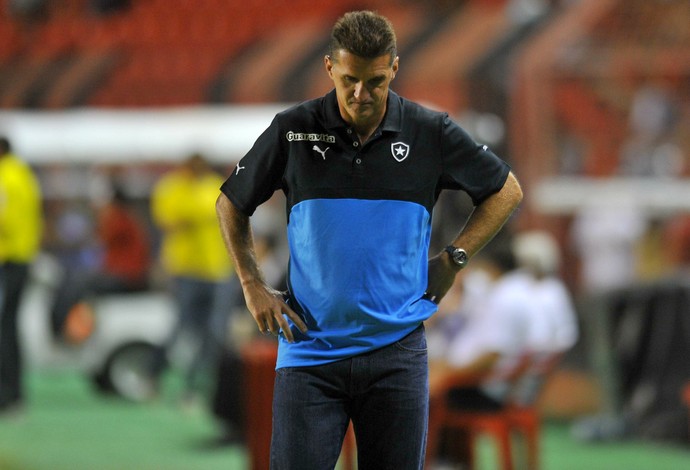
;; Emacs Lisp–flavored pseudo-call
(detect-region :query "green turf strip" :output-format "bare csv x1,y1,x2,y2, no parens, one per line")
2,370,690,470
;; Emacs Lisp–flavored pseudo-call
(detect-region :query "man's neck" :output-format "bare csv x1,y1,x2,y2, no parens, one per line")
350,111,386,144
355,127,376,144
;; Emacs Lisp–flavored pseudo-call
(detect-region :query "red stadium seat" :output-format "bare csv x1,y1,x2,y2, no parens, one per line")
426,354,545,470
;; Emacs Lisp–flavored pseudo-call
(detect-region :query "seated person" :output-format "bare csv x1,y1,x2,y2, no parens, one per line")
511,230,579,405
50,185,151,342
429,240,537,410
427,239,539,466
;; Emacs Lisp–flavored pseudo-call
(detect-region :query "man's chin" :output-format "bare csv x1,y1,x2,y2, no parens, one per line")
350,106,373,119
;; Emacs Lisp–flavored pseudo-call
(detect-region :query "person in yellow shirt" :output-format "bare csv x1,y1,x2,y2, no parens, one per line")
148,153,237,407
0,136,43,415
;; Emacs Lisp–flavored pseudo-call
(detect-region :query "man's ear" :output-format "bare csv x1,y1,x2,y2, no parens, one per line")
324,55,334,79
391,55,399,80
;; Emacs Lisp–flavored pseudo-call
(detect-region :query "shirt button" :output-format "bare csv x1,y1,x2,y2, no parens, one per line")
355,158,362,165
347,129,353,134
353,141,359,147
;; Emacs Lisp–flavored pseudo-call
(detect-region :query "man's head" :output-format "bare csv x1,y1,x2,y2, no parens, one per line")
184,152,211,177
325,11,399,135
513,230,561,278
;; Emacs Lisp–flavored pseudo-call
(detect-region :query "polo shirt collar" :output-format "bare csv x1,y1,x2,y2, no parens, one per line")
322,89,403,134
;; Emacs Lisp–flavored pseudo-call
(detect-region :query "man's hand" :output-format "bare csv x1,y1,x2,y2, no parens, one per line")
216,194,308,343
424,252,460,304
244,281,308,343
424,171,522,304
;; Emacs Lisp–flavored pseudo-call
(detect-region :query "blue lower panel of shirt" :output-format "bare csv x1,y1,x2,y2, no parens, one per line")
277,198,437,368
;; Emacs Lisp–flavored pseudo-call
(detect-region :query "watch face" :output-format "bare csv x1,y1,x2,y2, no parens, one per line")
445,246,468,267
452,249,467,265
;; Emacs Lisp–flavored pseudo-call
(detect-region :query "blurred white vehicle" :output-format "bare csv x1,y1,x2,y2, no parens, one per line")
19,254,176,402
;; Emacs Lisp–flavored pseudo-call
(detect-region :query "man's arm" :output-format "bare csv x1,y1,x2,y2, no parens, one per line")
215,193,307,342
426,171,523,302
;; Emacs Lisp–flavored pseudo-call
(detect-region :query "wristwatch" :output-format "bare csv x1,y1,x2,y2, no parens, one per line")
444,245,469,269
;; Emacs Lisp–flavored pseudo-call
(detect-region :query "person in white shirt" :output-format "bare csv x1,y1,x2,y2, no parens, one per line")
512,230,579,404
427,239,538,467
429,239,538,411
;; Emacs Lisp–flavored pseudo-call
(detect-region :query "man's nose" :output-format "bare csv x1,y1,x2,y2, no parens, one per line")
353,82,369,100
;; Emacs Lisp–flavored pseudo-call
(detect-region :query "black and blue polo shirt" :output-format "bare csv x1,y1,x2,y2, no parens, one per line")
220,89,510,369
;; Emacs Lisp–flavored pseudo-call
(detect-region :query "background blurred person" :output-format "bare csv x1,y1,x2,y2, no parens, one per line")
0,136,43,416
208,229,286,448
660,214,690,272
5,0,47,22
49,183,151,343
148,153,237,410
428,239,536,411
427,238,537,467
571,201,647,295
511,230,579,405
90,0,130,15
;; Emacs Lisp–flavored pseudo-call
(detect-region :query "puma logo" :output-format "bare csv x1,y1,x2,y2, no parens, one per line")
235,164,246,175
312,145,329,160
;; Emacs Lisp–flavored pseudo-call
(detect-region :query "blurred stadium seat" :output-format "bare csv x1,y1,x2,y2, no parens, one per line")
0,0,525,108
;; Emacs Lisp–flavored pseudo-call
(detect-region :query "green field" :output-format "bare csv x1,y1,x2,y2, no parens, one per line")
1,369,690,470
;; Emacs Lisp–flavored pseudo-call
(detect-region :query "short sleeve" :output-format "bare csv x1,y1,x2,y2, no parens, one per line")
220,115,287,216
439,114,510,205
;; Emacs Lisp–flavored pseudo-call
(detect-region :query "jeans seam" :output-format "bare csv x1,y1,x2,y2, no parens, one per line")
393,342,427,353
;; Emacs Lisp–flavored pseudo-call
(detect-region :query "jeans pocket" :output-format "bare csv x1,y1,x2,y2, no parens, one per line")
394,324,427,353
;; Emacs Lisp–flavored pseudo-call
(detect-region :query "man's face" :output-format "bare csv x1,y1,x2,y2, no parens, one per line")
325,49,398,130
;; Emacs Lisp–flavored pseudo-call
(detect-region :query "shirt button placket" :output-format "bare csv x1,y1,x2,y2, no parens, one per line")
353,142,363,167
347,129,364,168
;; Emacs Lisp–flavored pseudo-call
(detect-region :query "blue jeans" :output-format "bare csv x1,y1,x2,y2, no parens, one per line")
271,324,428,470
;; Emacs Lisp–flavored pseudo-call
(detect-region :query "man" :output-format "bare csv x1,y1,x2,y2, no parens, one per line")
0,136,42,415
149,153,237,407
216,11,522,469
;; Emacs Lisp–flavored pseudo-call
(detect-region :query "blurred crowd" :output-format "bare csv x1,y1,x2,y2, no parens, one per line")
0,144,219,443
568,83,690,295
6,0,130,20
